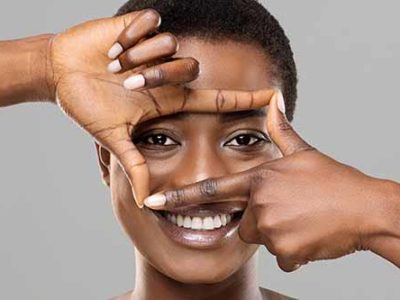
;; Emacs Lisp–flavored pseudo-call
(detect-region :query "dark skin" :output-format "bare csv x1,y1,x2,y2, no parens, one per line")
0,7,399,300
98,38,289,299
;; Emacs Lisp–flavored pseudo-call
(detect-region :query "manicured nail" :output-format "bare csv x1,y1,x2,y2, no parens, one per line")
144,194,166,208
123,74,145,90
277,90,286,114
293,263,301,270
107,59,122,73
108,42,123,59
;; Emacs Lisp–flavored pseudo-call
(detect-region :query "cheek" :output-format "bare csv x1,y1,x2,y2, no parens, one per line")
226,144,281,173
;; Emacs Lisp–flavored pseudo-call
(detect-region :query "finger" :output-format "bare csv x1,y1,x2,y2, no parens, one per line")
108,129,150,208
238,207,264,244
108,9,161,60
276,256,302,273
123,57,199,90
267,90,313,156
137,87,276,122
182,88,275,113
111,32,178,73
143,168,257,210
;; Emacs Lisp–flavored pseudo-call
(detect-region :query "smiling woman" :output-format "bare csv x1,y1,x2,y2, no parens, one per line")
89,0,299,299
1,0,400,299
97,35,295,300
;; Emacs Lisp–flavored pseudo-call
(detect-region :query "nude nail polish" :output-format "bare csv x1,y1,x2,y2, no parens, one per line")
277,90,286,114
107,59,122,73
144,194,166,208
108,42,123,59
123,74,145,90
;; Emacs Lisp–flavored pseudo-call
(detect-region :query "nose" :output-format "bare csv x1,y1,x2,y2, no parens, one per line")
170,136,229,189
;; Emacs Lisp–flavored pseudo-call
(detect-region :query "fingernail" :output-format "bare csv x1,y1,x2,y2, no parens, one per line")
108,42,123,59
107,59,122,73
144,194,166,208
276,90,286,114
294,263,301,270
123,74,145,90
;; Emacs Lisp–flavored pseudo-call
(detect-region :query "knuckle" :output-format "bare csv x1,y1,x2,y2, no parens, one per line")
148,66,166,83
184,58,200,77
165,190,186,208
273,239,299,258
125,48,138,65
256,217,275,234
251,167,274,185
160,32,179,53
142,9,161,25
198,178,217,198
277,120,293,132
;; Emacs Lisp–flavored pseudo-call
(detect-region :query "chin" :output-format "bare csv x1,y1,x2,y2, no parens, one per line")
153,244,259,285
163,262,241,284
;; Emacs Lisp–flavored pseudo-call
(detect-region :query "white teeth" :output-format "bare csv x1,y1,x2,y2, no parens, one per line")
220,214,227,226
165,213,235,230
191,217,202,230
177,214,184,227
203,217,214,230
183,216,192,228
171,214,177,224
213,215,222,228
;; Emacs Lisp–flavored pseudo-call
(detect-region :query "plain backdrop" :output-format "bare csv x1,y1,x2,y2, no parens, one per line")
0,1,399,299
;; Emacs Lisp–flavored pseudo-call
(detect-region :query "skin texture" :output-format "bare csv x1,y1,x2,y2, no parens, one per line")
0,7,399,300
148,91,400,272
0,9,274,207
97,37,298,299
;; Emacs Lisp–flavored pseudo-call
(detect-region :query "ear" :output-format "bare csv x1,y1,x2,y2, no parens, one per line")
95,142,111,187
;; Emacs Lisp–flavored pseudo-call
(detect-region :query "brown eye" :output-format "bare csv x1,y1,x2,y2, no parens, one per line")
142,134,177,146
225,134,265,147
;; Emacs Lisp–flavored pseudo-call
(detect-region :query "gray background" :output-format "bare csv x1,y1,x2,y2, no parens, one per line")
0,0,399,299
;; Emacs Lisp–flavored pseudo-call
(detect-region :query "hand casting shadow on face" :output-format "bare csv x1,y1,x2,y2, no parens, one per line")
96,2,298,300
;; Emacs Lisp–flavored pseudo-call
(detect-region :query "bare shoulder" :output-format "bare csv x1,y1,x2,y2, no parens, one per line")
260,287,298,300
108,290,132,300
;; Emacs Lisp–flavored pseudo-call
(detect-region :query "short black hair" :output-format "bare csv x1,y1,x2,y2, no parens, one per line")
116,0,298,121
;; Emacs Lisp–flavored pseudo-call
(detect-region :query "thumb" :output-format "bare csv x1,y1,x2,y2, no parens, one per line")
276,256,302,273
267,90,313,156
108,128,150,208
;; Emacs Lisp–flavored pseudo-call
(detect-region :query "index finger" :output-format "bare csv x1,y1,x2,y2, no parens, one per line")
143,167,256,210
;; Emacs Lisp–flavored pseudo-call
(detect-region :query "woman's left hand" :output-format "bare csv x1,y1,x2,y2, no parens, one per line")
144,90,400,271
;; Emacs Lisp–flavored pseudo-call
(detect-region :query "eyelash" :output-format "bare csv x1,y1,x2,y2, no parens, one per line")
135,132,268,148
224,134,266,147
139,134,179,146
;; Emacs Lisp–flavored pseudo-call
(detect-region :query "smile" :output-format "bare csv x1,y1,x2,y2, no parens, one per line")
150,203,245,249
164,212,234,230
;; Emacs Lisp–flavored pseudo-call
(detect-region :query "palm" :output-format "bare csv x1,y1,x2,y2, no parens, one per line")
47,12,275,207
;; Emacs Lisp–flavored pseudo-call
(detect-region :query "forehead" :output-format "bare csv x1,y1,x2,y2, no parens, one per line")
173,37,274,91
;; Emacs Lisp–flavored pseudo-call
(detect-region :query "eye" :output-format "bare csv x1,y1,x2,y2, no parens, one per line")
139,133,178,146
224,133,267,147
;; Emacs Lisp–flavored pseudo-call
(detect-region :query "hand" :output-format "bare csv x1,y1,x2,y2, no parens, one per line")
45,9,275,206
144,90,389,271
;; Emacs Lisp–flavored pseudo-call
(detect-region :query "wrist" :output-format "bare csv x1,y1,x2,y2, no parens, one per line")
0,34,56,106
28,34,56,103
361,178,400,265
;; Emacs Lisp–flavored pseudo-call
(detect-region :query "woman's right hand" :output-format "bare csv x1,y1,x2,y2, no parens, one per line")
46,9,275,207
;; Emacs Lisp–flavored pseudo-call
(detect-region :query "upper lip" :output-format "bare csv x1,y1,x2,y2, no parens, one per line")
161,201,246,217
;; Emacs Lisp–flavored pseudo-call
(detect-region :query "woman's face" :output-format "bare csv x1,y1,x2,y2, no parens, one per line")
98,38,279,283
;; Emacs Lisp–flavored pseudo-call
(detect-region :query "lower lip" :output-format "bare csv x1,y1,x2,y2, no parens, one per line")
152,211,241,249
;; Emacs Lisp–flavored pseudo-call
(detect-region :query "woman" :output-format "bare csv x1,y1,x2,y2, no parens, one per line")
0,0,399,299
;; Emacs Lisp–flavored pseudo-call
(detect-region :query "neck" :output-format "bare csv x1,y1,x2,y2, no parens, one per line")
132,249,262,300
